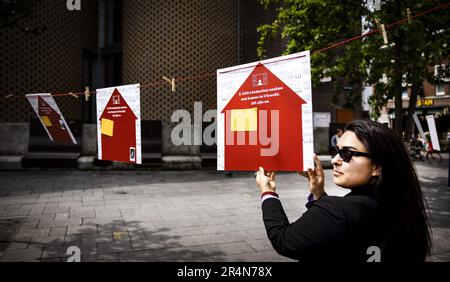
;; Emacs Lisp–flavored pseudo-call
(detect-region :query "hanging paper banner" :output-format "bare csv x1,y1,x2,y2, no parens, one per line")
217,51,314,171
412,113,427,141
426,115,441,151
96,84,141,164
26,93,77,144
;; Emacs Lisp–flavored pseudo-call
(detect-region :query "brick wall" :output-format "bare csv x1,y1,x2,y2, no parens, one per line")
122,0,239,123
0,0,98,122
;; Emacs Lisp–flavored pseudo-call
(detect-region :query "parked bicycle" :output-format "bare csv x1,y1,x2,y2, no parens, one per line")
425,142,442,164
409,143,425,162
409,137,425,162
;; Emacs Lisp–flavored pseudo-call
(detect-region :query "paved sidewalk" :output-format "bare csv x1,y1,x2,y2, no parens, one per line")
0,159,448,262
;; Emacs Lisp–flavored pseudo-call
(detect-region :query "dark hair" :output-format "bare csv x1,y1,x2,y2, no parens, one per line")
345,120,431,262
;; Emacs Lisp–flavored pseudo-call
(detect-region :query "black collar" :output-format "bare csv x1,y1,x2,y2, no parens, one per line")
348,184,377,198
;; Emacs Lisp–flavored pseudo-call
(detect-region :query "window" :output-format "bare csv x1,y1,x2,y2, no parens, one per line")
99,0,123,88
402,88,408,99
434,64,448,96
436,83,445,96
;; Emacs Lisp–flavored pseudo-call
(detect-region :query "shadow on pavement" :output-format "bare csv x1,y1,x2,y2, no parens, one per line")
0,219,225,262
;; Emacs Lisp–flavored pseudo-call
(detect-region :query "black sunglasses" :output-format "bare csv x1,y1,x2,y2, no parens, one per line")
330,146,370,162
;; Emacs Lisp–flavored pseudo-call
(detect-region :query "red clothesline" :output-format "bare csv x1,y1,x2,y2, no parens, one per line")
312,2,450,54
6,1,450,100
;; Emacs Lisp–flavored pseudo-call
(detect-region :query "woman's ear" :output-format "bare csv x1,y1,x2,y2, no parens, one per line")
371,164,381,177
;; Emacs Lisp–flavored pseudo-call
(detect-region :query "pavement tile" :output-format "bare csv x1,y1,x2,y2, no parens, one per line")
120,209,136,217
217,231,250,243
212,252,266,262
170,226,204,236
64,234,82,246
17,220,40,229
256,249,297,262
154,246,208,262
127,230,146,241
97,241,133,254
430,227,450,254
14,228,50,239
162,236,200,248
96,209,122,218
41,245,68,261
70,206,95,213
202,242,255,256
54,213,70,221
119,250,157,262
30,236,65,246
37,218,81,228
43,206,70,214
78,244,97,255
49,226,67,237
427,252,450,262
4,240,30,251
245,239,273,252
174,218,209,228
131,240,166,251
205,209,234,217
199,224,230,235
69,211,96,219
245,228,269,240
98,224,129,235
0,245,43,262
82,233,113,244
67,225,97,235
189,233,224,245
82,252,119,262
81,218,99,226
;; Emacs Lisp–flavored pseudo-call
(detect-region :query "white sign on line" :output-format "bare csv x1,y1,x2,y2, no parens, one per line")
425,115,441,151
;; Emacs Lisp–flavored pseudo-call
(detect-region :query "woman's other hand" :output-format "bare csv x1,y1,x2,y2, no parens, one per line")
298,154,325,200
256,167,276,193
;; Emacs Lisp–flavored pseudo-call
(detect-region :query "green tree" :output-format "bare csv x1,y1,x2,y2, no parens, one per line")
257,0,450,137
364,1,450,138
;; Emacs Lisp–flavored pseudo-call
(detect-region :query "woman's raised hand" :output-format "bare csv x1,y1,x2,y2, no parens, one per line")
256,167,276,193
298,154,325,200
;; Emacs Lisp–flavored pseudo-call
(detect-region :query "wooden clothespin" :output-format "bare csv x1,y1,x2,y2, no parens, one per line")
84,86,91,102
407,8,412,24
69,92,79,99
375,19,389,46
162,76,176,92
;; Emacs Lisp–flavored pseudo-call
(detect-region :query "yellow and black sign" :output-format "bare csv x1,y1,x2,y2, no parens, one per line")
417,99,434,107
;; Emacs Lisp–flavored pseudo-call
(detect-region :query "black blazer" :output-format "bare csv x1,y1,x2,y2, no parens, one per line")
262,186,383,262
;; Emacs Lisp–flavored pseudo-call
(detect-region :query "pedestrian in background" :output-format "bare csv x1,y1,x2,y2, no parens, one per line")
330,128,343,147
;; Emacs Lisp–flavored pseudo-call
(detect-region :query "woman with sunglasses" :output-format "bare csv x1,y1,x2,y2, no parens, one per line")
256,120,431,262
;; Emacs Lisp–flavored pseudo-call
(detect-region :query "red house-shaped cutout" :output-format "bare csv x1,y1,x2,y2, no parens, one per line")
38,96,74,144
99,88,138,163
221,63,307,171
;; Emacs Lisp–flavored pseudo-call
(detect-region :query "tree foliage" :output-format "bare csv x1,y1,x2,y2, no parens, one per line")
257,0,450,135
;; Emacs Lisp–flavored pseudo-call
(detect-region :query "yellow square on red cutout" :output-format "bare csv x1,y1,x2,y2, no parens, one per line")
101,118,114,137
